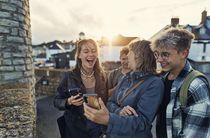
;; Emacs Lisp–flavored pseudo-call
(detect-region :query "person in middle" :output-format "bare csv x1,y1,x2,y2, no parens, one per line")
84,39,164,138
107,47,131,97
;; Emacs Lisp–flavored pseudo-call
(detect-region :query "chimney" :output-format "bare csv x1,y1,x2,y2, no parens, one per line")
171,17,179,27
201,10,207,24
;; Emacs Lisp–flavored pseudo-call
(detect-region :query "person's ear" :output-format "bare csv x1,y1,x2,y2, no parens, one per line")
181,48,189,58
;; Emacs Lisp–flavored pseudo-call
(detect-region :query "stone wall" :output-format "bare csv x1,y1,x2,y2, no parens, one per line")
35,68,65,96
0,0,36,137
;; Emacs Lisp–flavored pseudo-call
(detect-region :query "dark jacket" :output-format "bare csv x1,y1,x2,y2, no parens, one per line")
107,72,164,138
54,68,108,138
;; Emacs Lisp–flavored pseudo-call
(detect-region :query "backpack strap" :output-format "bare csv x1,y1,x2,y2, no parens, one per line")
179,69,207,108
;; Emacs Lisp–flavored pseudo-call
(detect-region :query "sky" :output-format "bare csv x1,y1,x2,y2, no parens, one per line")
30,0,210,44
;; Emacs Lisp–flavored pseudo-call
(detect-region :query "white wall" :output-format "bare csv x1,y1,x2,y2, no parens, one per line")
189,42,210,61
99,46,122,62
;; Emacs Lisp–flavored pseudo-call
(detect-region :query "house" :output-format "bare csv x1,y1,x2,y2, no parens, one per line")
62,40,76,52
98,34,138,62
150,10,210,74
185,10,210,61
51,49,76,69
45,40,66,60
32,43,47,66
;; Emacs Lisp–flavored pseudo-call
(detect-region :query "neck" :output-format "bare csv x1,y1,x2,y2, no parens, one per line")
168,60,186,80
81,67,93,75
121,68,130,75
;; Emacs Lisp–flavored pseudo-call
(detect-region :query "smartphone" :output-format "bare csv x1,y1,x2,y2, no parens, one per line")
69,88,82,99
83,94,101,110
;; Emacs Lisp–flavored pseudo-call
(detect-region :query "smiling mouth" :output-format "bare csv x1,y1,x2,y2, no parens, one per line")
86,59,95,64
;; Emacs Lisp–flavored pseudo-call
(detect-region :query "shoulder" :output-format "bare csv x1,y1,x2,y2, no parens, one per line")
189,76,209,90
146,74,164,84
188,76,209,100
110,68,121,74
141,75,164,90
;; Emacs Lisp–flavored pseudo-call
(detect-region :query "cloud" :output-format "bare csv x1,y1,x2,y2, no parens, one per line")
30,0,210,44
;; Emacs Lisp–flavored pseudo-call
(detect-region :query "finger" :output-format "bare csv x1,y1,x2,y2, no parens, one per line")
98,98,106,109
74,97,83,103
127,106,138,116
74,94,81,99
83,102,97,114
84,111,92,121
121,111,128,116
124,108,133,115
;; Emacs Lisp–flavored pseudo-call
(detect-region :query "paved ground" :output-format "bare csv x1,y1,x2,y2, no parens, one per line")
36,96,157,138
36,96,63,138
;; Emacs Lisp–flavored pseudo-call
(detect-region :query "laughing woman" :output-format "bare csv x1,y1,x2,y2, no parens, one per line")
54,39,107,138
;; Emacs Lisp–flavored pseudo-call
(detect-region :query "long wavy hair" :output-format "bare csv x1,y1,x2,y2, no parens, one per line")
128,39,156,73
74,39,105,79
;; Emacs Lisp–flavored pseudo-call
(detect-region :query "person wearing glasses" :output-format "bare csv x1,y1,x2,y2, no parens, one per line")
152,28,210,138
84,39,164,138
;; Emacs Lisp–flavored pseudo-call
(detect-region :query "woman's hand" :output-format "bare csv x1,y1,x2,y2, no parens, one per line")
119,105,138,116
84,98,109,125
67,94,84,106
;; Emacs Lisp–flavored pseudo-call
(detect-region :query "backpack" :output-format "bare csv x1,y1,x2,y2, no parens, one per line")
179,69,210,108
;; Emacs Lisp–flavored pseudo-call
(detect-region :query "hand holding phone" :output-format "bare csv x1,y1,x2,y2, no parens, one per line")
83,94,101,110
68,88,83,106
70,88,83,99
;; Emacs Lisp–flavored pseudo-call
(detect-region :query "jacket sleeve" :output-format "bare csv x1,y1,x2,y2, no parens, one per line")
107,71,114,89
54,72,70,110
107,84,123,114
106,78,164,135
182,77,210,137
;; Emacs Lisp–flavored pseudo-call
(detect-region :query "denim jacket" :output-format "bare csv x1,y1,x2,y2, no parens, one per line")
107,71,164,138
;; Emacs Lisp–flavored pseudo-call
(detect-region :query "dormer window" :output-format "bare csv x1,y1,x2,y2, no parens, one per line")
200,28,206,34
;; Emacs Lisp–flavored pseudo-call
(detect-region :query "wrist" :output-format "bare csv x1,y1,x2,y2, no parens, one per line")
68,98,72,105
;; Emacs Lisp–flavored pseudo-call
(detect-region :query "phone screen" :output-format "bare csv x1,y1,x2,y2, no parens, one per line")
83,94,101,110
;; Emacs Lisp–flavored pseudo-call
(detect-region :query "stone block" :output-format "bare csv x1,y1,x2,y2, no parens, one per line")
2,59,12,65
7,36,24,43
1,3,17,12
3,72,23,80
13,58,25,65
15,65,25,71
0,66,14,71
10,0,23,8
3,52,11,58
11,28,18,36
0,11,11,18
0,19,19,27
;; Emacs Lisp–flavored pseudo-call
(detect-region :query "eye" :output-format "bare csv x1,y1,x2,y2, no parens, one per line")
162,52,170,57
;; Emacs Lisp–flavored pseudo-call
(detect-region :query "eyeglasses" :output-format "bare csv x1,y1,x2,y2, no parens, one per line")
154,51,171,60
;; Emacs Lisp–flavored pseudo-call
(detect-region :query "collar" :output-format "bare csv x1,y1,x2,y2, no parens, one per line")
129,71,152,80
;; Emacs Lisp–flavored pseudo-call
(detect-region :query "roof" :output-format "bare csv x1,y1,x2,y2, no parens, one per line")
150,10,210,41
150,25,184,41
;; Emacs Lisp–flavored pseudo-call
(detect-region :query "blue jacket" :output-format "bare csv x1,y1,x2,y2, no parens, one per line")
107,71,164,138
